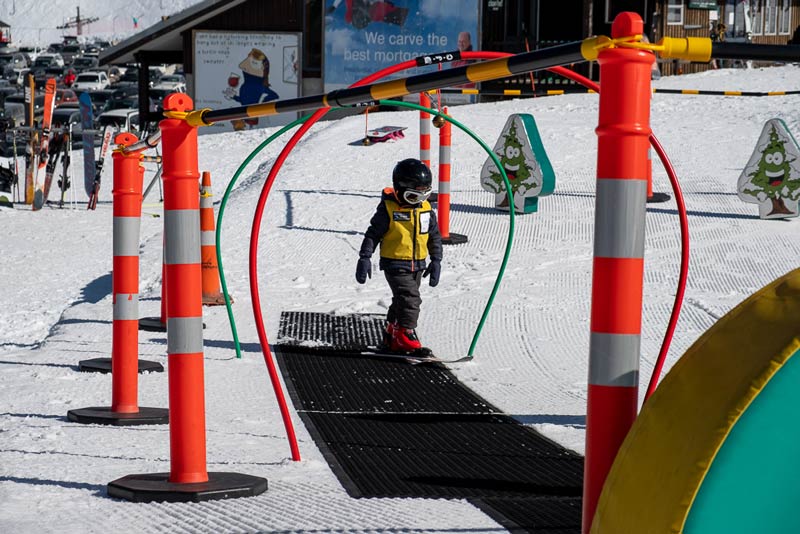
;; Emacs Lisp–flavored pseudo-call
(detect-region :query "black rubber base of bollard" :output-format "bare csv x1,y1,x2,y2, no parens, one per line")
138,317,167,332
67,406,169,426
442,233,468,245
78,358,164,374
647,192,672,203
108,472,268,503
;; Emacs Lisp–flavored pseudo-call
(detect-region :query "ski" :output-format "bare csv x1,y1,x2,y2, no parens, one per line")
32,78,57,211
41,130,64,207
58,127,72,208
87,125,114,210
23,73,35,204
354,346,459,365
78,92,95,199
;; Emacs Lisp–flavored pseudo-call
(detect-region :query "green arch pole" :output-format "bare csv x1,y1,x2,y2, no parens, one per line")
378,100,514,359
216,114,314,359
215,102,514,361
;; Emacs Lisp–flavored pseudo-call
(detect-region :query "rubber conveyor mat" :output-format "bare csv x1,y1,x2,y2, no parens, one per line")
277,311,584,533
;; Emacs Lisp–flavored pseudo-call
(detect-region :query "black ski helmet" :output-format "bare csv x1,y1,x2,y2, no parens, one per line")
392,158,432,195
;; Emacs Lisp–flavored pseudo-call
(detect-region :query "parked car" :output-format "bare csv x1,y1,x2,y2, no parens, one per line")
96,108,140,133
71,56,98,73
107,66,125,83
32,53,65,68
55,88,78,107
72,71,110,92
4,93,45,133
152,74,185,90
0,52,28,72
60,44,82,65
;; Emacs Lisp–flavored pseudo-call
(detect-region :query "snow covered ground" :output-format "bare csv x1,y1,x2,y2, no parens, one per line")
3,0,202,47
2,63,800,532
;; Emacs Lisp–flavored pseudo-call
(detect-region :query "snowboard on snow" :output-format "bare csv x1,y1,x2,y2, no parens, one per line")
362,125,407,145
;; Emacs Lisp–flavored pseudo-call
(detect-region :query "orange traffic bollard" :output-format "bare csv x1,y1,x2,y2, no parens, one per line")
108,94,267,503
68,132,167,426
583,12,653,533
434,108,467,245
419,92,431,169
200,171,228,306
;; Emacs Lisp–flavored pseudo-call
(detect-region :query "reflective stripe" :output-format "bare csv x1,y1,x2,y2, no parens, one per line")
589,332,640,387
165,210,201,265
201,230,216,246
594,179,647,259
438,181,451,195
113,217,141,257
167,317,204,354
439,144,451,161
420,148,430,160
113,293,139,321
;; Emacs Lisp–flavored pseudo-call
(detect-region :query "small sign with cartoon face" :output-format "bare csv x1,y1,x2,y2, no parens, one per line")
738,118,800,219
480,114,555,213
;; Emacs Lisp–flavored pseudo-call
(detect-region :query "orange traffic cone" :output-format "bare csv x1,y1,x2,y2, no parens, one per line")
200,171,229,306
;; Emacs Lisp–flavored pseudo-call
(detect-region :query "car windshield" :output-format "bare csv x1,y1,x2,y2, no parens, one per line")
74,58,94,66
33,58,51,67
76,74,99,82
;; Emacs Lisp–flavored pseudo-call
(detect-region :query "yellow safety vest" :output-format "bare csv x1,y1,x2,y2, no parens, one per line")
380,196,433,261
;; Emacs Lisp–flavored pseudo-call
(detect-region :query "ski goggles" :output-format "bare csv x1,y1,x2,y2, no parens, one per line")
402,187,432,205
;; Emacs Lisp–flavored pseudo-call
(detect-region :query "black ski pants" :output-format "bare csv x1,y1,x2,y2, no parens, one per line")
384,269,423,329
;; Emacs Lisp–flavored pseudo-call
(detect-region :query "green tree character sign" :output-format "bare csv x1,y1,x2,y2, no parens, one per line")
738,119,800,219
480,114,555,213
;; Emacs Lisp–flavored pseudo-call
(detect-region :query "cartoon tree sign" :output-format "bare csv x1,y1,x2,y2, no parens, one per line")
480,114,555,213
738,118,800,219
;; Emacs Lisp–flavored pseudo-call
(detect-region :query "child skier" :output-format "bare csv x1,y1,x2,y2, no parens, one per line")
356,158,443,354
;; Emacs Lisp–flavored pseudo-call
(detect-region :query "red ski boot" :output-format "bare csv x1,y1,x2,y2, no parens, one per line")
379,321,397,350
390,326,422,353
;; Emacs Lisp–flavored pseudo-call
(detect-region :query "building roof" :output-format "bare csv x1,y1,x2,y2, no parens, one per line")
0,20,9,27
99,0,248,65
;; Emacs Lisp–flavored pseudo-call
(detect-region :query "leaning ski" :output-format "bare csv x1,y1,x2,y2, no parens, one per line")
32,78,57,211
87,125,114,210
41,132,64,206
78,92,95,198
58,128,71,207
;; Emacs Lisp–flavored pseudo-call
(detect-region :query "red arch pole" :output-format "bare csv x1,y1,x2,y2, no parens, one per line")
583,13,652,533
108,93,267,502
419,91,432,168
243,53,511,462
68,133,167,425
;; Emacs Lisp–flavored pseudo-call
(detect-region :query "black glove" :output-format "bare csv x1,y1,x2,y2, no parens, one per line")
356,257,372,284
423,260,441,287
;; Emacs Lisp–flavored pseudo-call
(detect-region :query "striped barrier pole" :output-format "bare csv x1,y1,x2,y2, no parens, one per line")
108,93,267,502
419,92,431,169
583,12,651,533
437,106,451,239
200,171,227,306
433,107,468,246
68,132,167,426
